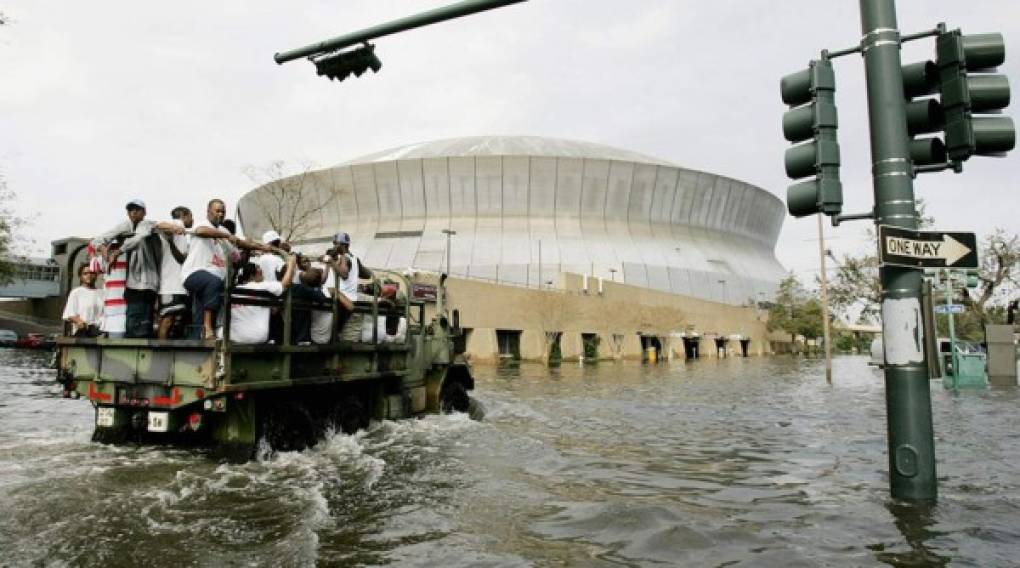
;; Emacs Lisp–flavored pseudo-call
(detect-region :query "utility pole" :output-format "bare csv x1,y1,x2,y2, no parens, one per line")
537,239,542,289
817,213,833,384
859,0,935,501
442,229,456,276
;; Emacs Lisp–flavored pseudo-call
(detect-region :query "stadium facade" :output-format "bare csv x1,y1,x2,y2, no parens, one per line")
237,136,787,307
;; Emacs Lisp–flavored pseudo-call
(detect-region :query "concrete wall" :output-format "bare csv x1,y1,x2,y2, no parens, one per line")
422,271,772,364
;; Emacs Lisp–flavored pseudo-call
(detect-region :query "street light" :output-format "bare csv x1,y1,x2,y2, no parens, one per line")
717,279,728,304
441,229,456,275
608,268,617,282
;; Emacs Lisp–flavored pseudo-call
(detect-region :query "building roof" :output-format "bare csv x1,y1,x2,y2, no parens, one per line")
338,135,676,167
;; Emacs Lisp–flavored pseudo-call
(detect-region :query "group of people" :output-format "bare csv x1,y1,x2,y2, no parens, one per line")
62,197,380,344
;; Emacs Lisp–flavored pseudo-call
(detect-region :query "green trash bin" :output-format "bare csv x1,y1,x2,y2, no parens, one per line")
943,353,988,389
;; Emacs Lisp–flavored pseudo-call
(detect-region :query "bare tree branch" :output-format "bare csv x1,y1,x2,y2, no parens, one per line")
243,160,338,242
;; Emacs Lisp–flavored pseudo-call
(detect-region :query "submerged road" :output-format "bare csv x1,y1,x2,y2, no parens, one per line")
0,349,1017,566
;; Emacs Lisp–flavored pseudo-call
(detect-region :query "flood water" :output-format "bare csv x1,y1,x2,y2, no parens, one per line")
1,348,1018,567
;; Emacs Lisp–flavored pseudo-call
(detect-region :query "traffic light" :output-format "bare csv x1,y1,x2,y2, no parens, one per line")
965,269,980,288
312,43,382,82
901,60,947,166
936,30,1015,162
781,58,842,217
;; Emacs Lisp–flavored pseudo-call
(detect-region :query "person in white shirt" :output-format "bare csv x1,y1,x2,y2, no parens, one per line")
257,230,285,283
181,199,273,339
157,206,193,339
62,265,104,336
328,232,372,301
221,254,297,344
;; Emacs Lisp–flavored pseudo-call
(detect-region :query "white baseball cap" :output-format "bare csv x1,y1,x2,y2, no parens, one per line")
262,230,282,244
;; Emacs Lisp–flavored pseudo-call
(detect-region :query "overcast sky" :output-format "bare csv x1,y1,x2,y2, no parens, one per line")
2,0,1018,282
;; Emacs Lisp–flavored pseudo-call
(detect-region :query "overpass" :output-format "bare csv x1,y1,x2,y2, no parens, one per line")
0,256,61,299
0,238,91,329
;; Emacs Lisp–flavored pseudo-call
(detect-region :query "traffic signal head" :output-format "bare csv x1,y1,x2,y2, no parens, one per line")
965,269,980,288
312,44,383,82
901,60,948,166
780,59,842,218
937,30,1015,161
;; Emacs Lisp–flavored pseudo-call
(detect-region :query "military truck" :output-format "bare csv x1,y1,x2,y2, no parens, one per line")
55,265,475,458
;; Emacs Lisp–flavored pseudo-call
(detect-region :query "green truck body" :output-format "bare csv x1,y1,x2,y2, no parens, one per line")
56,271,475,457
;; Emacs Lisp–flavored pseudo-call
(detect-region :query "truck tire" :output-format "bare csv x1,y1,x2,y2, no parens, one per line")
440,381,470,414
335,395,369,435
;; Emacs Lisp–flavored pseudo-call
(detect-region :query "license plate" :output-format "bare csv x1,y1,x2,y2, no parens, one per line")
96,407,115,427
147,411,169,433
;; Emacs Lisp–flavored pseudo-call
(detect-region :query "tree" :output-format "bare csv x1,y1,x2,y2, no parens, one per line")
827,254,881,323
242,161,338,242
963,229,1020,327
0,173,28,285
767,274,830,350
767,274,806,342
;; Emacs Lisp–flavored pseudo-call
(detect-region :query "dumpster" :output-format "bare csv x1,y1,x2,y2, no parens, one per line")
943,352,988,389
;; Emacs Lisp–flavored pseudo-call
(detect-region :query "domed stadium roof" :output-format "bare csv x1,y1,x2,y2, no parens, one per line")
241,134,787,306
339,135,676,167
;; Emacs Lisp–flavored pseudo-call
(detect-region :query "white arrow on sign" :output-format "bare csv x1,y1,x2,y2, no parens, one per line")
884,234,973,266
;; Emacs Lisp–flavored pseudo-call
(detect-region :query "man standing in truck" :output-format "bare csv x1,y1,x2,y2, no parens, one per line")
92,198,184,338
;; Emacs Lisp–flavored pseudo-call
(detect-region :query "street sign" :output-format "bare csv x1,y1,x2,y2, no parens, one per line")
411,282,438,302
934,304,966,314
878,225,978,269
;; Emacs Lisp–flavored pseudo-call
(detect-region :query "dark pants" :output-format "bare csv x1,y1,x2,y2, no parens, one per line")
124,288,158,338
184,270,223,339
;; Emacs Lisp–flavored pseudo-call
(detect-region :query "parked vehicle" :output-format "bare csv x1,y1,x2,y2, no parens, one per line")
0,329,18,347
16,333,46,349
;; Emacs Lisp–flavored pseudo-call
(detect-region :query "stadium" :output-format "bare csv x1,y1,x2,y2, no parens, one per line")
237,135,788,361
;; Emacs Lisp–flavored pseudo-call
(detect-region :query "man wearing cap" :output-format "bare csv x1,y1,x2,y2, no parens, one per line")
92,198,183,338
258,230,285,283
328,232,372,302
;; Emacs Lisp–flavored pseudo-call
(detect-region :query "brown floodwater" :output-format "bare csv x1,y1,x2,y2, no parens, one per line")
0,348,1017,566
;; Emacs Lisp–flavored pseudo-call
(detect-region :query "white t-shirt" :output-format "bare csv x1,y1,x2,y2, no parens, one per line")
181,219,231,281
310,261,334,344
159,220,190,295
337,254,360,301
219,280,284,344
62,286,104,332
258,253,285,283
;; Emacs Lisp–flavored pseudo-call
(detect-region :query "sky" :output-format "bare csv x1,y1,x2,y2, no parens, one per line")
1,0,1018,283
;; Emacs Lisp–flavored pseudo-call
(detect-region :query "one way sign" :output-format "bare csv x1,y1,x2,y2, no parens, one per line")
878,226,979,269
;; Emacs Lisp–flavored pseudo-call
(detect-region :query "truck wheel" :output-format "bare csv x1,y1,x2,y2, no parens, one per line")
440,381,470,414
335,395,369,435
262,401,316,452
91,425,130,445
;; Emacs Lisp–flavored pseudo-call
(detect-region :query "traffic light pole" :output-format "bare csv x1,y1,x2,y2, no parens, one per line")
860,0,937,501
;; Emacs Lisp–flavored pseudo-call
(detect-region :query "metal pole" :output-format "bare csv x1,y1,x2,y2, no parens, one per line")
442,229,456,276
538,240,542,289
860,0,936,501
945,270,959,389
817,213,833,384
275,0,527,64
